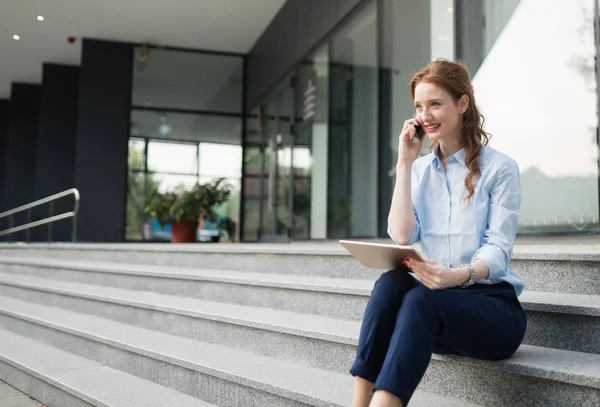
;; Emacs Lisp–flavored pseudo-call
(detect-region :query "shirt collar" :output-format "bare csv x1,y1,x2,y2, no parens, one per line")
432,144,466,167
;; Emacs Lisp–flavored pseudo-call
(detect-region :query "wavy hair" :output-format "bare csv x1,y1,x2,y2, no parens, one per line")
409,59,490,204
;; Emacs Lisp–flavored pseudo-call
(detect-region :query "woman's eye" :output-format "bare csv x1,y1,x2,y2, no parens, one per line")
431,102,440,106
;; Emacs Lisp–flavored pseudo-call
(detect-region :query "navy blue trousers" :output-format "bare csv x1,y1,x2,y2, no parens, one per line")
349,269,527,405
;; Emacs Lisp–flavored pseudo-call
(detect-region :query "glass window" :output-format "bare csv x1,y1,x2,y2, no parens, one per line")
131,48,243,113
153,173,198,193
329,1,378,238
293,43,329,240
199,143,242,179
242,176,262,241
128,138,146,171
147,141,198,174
244,145,263,177
126,171,146,241
242,135,263,241
386,0,455,163
130,110,242,144
469,0,599,233
198,176,241,240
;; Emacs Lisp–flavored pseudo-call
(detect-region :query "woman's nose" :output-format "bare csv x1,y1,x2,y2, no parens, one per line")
421,109,433,122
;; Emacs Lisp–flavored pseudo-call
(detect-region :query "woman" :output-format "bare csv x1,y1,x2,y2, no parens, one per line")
349,59,527,407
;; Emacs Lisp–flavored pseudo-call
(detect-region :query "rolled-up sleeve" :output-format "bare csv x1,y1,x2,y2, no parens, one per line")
471,160,521,282
388,217,419,245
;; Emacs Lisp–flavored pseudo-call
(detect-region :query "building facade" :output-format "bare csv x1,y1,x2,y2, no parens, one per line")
1,0,599,242
242,0,600,242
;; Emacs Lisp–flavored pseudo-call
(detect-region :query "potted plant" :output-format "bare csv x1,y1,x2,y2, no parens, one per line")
217,217,237,242
144,179,232,243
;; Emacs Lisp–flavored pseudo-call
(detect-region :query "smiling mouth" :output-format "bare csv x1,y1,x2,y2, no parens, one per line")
425,124,441,132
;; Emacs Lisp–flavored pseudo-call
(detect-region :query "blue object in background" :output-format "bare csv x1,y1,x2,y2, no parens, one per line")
146,217,224,242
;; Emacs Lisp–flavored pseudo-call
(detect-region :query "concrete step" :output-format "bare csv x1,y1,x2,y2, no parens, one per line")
0,256,374,320
1,272,600,394
0,327,215,407
520,290,600,353
1,261,600,354
0,296,481,407
1,243,600,294
0,271,360,373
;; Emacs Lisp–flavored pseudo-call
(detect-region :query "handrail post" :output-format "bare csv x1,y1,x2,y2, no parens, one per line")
26,209,32,242
72,215,78,242
0,188,80,243
48,201,54,243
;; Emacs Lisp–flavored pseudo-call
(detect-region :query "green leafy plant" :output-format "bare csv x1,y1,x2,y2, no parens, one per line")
218,217,237,240
144,178,233,228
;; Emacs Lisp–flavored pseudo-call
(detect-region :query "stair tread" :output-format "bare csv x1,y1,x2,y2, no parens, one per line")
4,241,600,261
519,290,600,315
0,255,376,293
2,259,600,321
0,327,215,407
5,256,600,316
0,277,600,390
0,295,481,406
3,270,600,345
0,271,360,342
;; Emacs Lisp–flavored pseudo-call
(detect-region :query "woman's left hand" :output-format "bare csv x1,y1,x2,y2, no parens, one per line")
403,258,465,290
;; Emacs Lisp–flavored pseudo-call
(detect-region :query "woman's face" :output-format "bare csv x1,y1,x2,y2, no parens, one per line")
414,81,467,144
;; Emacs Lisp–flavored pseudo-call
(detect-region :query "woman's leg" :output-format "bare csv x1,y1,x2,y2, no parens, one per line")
372,284,526,406
352,376,374,407
350,270,418,407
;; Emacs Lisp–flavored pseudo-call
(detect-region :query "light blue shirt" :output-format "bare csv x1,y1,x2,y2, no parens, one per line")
388,145,525,296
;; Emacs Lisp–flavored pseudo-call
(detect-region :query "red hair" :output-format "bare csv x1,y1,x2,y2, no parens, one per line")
410,59,490,203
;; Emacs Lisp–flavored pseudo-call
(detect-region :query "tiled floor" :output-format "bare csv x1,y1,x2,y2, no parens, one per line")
0,381,42,407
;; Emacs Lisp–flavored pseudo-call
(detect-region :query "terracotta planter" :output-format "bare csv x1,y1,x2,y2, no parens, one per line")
170,221,198,243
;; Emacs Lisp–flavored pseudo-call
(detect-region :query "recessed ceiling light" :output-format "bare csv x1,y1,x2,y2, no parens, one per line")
37,15,44,21
12,35,20,40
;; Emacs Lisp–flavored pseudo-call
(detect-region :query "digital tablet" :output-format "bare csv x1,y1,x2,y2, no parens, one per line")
339,240,424,270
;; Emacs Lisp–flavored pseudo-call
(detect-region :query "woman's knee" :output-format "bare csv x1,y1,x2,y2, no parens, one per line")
372,270,415,299
401,285,438,313
367,270,416,314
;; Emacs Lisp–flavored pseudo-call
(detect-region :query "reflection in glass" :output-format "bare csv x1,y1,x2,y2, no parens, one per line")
329,1,378,238
242,175,262,241
126,171,146,241
131,48,243,113
275,86,294,238
386,0,454,174
241,108,263,241
244,145,263,177
471,0,598,233
126,139,150,241
293,43,329,240
130,110,242,144
128,138,146,170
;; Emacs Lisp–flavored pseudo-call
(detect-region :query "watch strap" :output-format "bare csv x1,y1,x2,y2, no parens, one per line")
458,263,476,288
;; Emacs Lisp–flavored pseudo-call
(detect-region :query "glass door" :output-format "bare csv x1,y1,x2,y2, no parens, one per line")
260,81,295,241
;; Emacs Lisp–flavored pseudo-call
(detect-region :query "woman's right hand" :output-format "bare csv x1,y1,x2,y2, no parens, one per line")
397,118,425,164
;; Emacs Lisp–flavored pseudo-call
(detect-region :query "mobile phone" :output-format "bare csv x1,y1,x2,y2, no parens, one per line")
414,123,425,140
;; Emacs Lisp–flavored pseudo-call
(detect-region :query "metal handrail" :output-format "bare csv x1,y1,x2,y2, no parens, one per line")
0,188,80,242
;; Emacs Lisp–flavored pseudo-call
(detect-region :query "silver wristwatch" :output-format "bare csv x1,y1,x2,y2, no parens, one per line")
458,263,476,288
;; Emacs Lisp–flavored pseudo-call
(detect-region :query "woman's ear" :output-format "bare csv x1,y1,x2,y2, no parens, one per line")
459,95,469,114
